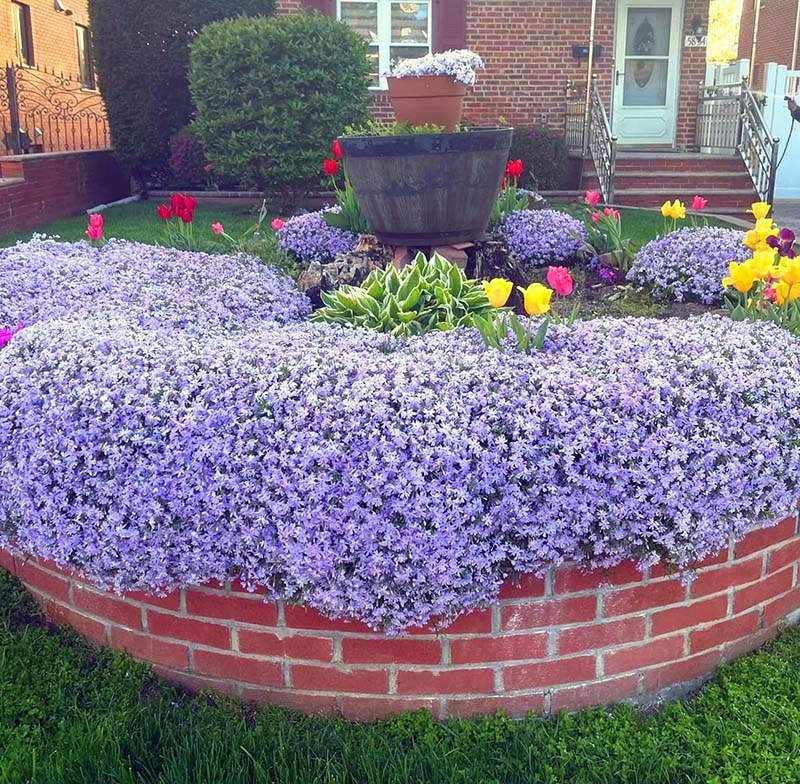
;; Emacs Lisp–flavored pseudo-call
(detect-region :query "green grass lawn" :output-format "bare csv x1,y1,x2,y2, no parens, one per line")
0,200,267,248
1,570,799,784
0,200,734,251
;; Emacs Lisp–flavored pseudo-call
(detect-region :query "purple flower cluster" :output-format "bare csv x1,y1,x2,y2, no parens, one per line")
627,227,751,304
2,299,798,631
276,209,358,265
500,209,588,269
0,237,310,331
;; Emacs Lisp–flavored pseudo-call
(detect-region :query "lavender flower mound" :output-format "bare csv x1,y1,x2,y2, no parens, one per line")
2,312,799,632
389,49,485,86
500,209,588,268
0,237,311,331
627,226,750,304
276,209,358,265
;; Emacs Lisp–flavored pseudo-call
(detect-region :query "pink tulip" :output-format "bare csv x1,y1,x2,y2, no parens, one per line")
212,222,225,235
692,195,708,211
88,213,104,229
603,207,620,220
271,218,286,230
86,225,103,241
547,266,574,297
585,190,601,205
591,211,602,223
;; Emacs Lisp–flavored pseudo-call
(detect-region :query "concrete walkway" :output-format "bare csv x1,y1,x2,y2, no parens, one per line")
774,200,800,235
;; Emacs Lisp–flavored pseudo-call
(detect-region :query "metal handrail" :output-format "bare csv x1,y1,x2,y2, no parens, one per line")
585,77,617,203
738,78,780,204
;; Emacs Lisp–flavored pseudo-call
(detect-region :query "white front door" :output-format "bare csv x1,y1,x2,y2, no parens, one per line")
612,0,683,146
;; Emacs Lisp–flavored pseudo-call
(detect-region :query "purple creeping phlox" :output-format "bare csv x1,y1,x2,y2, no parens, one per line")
500,209,587,269
0,237,311,331
276,208,359,265
1,240,799,633
627,227,751,304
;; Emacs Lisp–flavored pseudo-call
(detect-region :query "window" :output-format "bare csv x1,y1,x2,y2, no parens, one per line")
11,2,34,67
76,25,96,89
337,1,431,88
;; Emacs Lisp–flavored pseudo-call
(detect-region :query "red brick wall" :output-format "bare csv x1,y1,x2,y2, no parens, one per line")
278,0,711,149
0,0,92,75
738,0,798,88
4,516,799,721
0,150,129,235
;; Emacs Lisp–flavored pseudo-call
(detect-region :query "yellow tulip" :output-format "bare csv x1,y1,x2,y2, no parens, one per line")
518,283,552,316
776,257,800,287
482,278,513,308
722,261,757,294
749,202,771,220
743,229,762,251
749,250,778,280
771,281,799,304
668,199,686,220
661,200,672,218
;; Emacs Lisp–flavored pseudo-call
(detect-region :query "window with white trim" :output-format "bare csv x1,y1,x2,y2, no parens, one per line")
337,1,431,89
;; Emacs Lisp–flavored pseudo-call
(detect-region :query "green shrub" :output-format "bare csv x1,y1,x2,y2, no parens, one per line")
508,125,569,191
190,14,371,204
168,126,210,189
89,0,275,181
312,253,496,337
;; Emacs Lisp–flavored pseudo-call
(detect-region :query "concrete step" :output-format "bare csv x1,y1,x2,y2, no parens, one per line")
613,188,757,210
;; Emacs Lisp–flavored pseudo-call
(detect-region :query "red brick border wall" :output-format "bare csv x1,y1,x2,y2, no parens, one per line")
0,150,130,236
3,517,799,721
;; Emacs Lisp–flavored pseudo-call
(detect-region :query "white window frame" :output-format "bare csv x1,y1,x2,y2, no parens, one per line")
337,0,432,90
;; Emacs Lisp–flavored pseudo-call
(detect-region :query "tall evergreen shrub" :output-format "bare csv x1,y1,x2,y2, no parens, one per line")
89,0,276,180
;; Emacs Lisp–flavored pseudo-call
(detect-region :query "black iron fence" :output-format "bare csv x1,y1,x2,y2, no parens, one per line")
1,63,110,155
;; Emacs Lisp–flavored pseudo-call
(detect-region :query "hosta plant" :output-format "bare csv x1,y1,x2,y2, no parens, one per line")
311,252,496,336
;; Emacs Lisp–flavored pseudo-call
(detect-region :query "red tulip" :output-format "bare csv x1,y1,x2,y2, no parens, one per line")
170,193,186,213
157,205,172,221
332,139,343,159
692,195,708,211
271,218,286,230
585,191,601,205
323,159,340,176
505,159,524,179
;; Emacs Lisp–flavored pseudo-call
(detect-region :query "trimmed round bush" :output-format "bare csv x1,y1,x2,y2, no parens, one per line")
506,126,569,191
0,238,310,331
627,226,751,304
500,209,587,268
276,209,358,265
189,14,371,202
2,243,799,632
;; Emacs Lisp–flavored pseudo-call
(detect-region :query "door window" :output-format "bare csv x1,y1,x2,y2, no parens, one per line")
622,8,671,106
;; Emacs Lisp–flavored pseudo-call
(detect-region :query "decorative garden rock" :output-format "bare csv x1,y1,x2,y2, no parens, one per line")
297,243,392,303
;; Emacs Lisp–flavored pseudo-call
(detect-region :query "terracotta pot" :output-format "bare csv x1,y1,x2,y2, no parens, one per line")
386,75,467,131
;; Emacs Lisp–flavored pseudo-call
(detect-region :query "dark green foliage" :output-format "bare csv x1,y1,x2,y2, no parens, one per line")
168,126,209,189
508,125,570,191
89,0,276,180
2,568,800,782
189,14,371,203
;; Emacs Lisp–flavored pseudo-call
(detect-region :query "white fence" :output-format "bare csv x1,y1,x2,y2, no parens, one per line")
708,59,800,200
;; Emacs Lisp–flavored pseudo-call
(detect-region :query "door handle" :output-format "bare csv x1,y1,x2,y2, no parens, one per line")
616,70,623,86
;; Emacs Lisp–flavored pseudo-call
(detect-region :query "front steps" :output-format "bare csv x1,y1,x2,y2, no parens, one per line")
581,152,759,215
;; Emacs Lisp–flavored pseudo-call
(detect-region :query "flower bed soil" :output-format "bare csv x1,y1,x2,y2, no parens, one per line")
3,517,799,721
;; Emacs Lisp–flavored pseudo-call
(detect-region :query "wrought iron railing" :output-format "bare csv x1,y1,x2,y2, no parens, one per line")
696,81,742,153
586,77,616,203
0,64,110,155
564,80,586,151
738,79,779,204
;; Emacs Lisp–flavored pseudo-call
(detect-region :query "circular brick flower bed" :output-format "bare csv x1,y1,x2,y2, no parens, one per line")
4,516,799,721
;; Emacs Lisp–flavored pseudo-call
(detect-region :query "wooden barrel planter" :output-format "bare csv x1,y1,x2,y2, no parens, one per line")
340,128,513,247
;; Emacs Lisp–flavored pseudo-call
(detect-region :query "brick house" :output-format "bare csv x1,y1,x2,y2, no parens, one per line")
2,0,95,85
738,0,800,87
277,1,766,210
1,0,105,154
